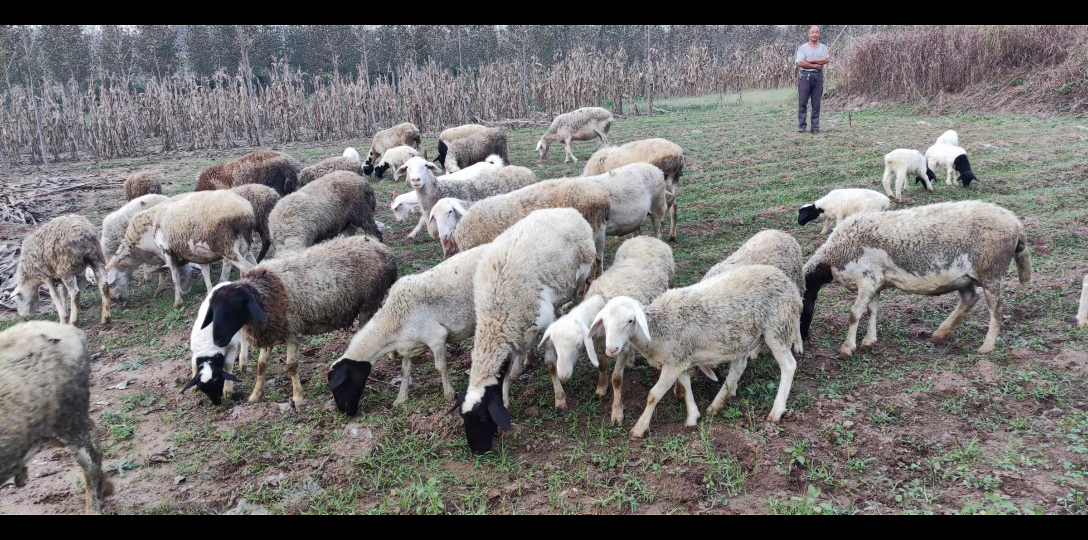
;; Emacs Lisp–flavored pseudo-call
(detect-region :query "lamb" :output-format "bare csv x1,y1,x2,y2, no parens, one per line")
123,171,163,201
298,154,366,187
1078,275,1088,327
801,200,1031,357
882,148,936,201
230,184,281,263
436,123,487,166
11,215,110,326
444,127,509,173
100,194,169,263
591,264,803,438
196,149,303,195
582,138,684,240
153,191,258,308
391,191,421,223
936,129,959,146
328,245,488,415
268,171,381,256
541,237,675,422
396,157,539,242
925,143,977,188
182,282,248,405
371,145,423,179
797,189,891,235
343,147,361,162
438,154,504,180
456,209,597,454
536,106,613,163
429,198,474,245
0,322,112,514
443,178,611,275
362,122,422,176
200,235,397,408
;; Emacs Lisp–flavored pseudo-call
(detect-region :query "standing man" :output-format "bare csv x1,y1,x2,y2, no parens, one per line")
797,26,829,134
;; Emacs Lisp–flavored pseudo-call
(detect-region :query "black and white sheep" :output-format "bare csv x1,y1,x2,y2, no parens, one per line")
798,188,891,235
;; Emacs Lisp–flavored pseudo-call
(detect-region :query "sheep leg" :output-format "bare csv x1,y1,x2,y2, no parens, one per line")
860,292,881,348
286,339,305,408
881,167,894,198
978,282,1005,354
545,352,567,411
946,165,954,186
394,354,412,406
708,356,748,416
199,264,214,293
238,336,248,373
595,226,606,277
247,347,271,403
63,276,81,326
71,434,110,515
895,169,907,201
408,215,426,240
45,280,68,323
429,339,455,401
630,363,684,439
765,338,798,423
1078,275,1088,327
94,264,111,324
820,218,830,235
563,137,576,163
608,350,630,424
231,240,256,272
219,261,232,283
931,286,980,344
677,371,700,427
668,186,679,241
594,341,609,398
502,354,526,409
597,129,608,147
840,283,879,358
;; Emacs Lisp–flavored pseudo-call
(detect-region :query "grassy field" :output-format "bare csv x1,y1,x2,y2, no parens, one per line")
2,89,1087,514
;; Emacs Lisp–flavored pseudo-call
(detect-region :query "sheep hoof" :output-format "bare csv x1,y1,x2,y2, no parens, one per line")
247,394,262,404
929,333,949,345
976,343,995,354
554,399,567,411
767,410,785,424
611,412,624,425
707,405,721,417
393,396,407,406
102,478,115,498
860,338,876,349
594,386,608,399
1077,317,1087,328
292,396,305,409
838,345,854,358
629,428,646,440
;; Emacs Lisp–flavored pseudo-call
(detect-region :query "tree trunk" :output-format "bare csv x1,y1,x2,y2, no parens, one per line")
238,37,262,147
457,26,469,124
645,26,652,118
21,31,49,166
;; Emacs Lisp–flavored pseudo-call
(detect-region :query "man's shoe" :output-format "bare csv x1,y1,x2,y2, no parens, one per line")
811,129,820,135
798,128,806,133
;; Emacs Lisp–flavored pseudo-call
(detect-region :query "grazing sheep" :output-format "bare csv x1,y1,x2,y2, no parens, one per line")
437,124,487,166
579,162,669,239
591,265,803,438
12,215,110,326
230,184,281,263
444,178,611,275
123,171,163,201
372,145,423,179
438,154,504,180
153,191,258,308
363,122,422,176
444,128,508,173
1078,275,1088,328
196,149,303,195
583,138,684,240
882,148,936,201
456,209,597,454
329,245,488,414
182,282,248,405
391,191,421,223
797,189,891,235
396,157,539,242
536,106,613,163
936,129,959,146
926,143,977,188
0,321,112,514
105,198,188,300
429,198,474,245
201,235,397,408
298,154,366,187
801,200,1031,356
268,171,381,256
100,194,169,262
541,237,675,421
343,147,361,162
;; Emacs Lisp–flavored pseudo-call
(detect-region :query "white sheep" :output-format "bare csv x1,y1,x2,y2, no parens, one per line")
201,235,398,408
882,148,936,201
343,147,361,162
328,245,487,414
536,107,613,163
925,143,977,187
0,321,113,514
798,188,891,234
578,162,669,239
428,198,473,244
591,264,803,438
182,282,248,405
438,154,505,180
391,191,421,223
541,236,675,422
582,138,684,240
12,215,110,326
936,130,959,146
801,200,1031,356
456,208,597,454
372,145,423,179
99,194,169,270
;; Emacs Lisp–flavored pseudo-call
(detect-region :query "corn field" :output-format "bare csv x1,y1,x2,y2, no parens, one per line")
0,44,799,165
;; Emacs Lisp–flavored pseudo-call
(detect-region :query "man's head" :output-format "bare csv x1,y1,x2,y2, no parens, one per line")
809,26,821,43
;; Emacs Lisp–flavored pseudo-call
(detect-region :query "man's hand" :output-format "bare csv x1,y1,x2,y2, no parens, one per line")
811,57,831,65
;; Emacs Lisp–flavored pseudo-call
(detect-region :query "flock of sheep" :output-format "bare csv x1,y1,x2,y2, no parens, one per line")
2,105,1085,513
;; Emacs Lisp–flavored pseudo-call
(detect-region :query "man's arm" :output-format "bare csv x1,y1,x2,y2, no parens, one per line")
809,56,831,65
797,60,822,69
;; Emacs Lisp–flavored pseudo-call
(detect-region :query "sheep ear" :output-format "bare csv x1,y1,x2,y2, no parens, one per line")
425,161,442,174
394,164,408,179
200,305,215,329
589,313,605,337
223,372,241,383
452,201,469,218
539,325,553,347
698,365,719,382
180,374,200,393
106,268,118,285
246,296,268,324
487,394,512,431
449,392,466,415
634,307,651,343
579,321,599,368
328,366,347,390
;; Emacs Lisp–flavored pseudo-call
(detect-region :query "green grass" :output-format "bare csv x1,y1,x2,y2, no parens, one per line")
5,89,1088,515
